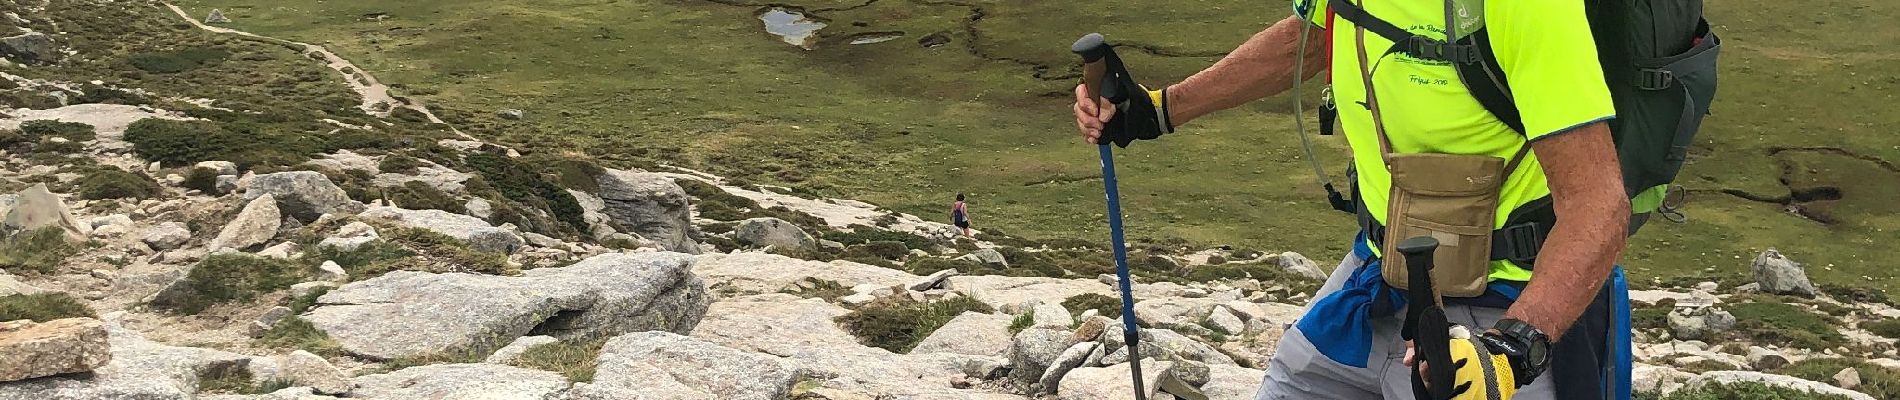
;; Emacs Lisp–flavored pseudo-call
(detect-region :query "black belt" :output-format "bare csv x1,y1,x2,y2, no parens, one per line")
1362,197,1556,268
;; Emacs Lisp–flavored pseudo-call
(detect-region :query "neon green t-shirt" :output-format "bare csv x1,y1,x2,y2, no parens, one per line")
1296,0,1616,281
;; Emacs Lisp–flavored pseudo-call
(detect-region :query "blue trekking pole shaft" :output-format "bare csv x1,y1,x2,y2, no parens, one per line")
1075,32,1147,400
1098,144,1147,398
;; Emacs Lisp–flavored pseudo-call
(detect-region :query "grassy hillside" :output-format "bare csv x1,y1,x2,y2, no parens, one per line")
169,0,1898,301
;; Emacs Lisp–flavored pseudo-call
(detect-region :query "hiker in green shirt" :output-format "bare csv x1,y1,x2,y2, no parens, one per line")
1067,0,1722,397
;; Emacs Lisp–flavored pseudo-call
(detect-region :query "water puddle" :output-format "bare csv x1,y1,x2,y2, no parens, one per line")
760,8,825,50
847,32,904,45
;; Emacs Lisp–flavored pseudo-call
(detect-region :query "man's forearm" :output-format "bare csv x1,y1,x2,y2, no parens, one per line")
1166,15,1327,127
1503,124,1630,341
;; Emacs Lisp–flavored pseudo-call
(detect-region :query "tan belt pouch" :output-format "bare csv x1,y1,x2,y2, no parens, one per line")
1380,153,1507,298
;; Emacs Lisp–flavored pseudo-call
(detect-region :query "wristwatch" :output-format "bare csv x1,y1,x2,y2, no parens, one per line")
1479,318,1551,387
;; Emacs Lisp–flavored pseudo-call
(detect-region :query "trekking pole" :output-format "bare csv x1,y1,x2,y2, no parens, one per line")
1072,32,1148,400
1397,236,1456,400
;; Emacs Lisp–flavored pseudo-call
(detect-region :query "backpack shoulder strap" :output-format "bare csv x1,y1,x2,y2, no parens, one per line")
1328,0,1482,64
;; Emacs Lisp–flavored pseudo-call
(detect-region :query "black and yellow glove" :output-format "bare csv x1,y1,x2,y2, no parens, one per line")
1091,51,1174,147
1444,325,1518,400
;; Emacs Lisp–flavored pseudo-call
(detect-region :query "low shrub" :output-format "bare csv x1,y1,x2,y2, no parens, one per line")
381,226,514,276
128,47,230,73
1727,302,1845,350
19,120,96,142
0,292,97,322
378,154,424,175
822,227,935,251
257,316,342,357
1061,293,1121,319
841,241,908,260
0,228,78,274
1639,382,1854,400
1008,311,1034,335
385,181,465,213
182,167,222,193
76,168,162,200
904,257,985,276
153,254,311,314
1769,358,1899,400
780,277,852,302
1866,319,1900,340
675,179,758,210
513,339,608,382
465,153,587,232
303,239,417,281
835,297,994,353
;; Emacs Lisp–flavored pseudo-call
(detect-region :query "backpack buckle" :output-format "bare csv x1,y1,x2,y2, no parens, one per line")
1638,68,1675,90
1402,37,1479,64
1495,221,1544,265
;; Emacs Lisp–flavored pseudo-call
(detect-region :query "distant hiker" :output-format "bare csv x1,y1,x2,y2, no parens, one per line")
951,193,971,237
1070,0,1719,398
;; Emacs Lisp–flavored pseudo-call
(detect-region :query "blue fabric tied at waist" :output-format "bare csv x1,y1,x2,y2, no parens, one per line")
1292,232,1634,400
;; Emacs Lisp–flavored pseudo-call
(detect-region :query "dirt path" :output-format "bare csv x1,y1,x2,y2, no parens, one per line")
160,3,478,141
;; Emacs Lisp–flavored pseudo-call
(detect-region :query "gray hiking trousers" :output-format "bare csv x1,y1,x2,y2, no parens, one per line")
1251,252,1561,400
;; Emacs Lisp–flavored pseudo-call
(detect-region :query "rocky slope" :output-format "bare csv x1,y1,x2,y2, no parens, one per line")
0,1,1894,400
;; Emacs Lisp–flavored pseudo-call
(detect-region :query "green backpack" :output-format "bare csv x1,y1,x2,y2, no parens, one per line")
1325,0,1722,239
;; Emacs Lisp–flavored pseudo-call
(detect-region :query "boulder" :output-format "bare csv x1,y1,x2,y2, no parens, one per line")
957,248,1008,267
304,252,707,360
944,275,1115,311
1037,342,1098,394
1008,327,1075,383
482,335,557,365
215,175,240,195
0,273,40,296
734,217,815,251
1747,346,1791,370
909,268,960,292
314,261,347,283
257,242,302,259
314,222,379,253
1134,297,1222,327
911,312,1013,357
245,171,364,222
0,318,111,382
692,252,917,295
201,386,341,400
1058,360,1174,400
247,350,350,394
1032,301,1075,329
0,33,54,64
1667,308,1736,341
357,206,522,254
1834,367,1861,390
209,194,281,251
1631,363,1696,395
2,184,88,241
1204,364,1268,400
464,198,493,221
689,295,1003,397
593,169,698,254
196,161,239,176
1205,305,1247,335
139,222,191,251
1101,325,1236,366
1752,249,1818,297
568,331,802,400
1685,371,1875,400
348,363,569,400
1266,251,1326,280
0,313,254,398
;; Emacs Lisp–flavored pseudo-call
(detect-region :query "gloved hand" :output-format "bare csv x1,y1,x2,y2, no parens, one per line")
1072,80,1172,147
1406,326,1519,400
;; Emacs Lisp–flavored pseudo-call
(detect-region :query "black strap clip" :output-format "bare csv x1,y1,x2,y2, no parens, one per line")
1495,221,1545,266
1401,36,1480,64
1637,68,1676,90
